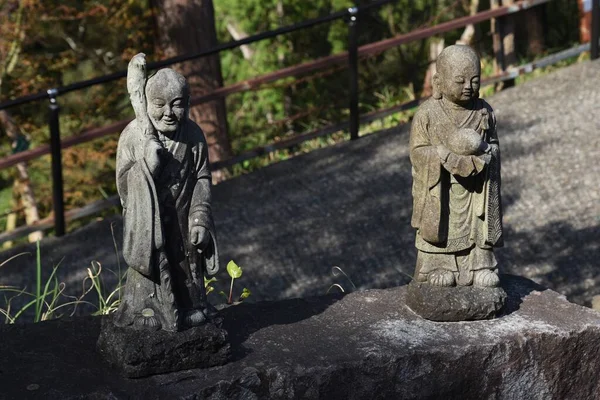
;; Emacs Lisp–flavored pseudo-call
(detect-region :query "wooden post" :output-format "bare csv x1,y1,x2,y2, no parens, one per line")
579,0,593,43
525,6,545,56
491,0,503,75
422,39,444,98
592,0,600,59
491,0,516,90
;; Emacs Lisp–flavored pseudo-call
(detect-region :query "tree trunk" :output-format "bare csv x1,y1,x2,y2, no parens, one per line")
578,0,593,43
501,0,517,70
422,38,444,98
151,0,232,182
456,0,479,46
525,6,545,56
491,0,516,90
225,22,254,61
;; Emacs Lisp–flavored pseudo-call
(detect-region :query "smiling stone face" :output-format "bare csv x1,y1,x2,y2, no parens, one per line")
145,69,190,135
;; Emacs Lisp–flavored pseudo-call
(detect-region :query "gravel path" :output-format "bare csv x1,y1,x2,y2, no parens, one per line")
1,59,599,312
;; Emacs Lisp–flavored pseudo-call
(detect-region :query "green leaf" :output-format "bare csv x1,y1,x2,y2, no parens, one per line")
226,260,242,279
204,276,217,287
218,290,228,300
206,286,214,295
239,287,251,301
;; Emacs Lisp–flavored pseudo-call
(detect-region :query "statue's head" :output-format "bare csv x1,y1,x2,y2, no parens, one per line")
433,45,481,105
145,68,190,135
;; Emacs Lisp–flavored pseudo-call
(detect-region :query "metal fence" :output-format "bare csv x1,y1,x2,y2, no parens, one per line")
0,0,597,240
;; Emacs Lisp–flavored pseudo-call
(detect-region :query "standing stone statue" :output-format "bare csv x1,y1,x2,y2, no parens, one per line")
97,54,229,377
406,45,506,321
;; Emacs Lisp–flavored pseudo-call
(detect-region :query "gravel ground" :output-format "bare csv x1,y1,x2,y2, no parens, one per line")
1,59,599,314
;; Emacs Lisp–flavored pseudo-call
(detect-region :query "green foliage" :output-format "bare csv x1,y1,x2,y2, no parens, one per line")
0,0,154,218
226,259,243,279
0,0,584,239
0,224,126,323
0,243,74,323
83,261,124,315
213,0,476,172
217,260,250,305
204,276,217,295
327,266,356,294
239,287,251,300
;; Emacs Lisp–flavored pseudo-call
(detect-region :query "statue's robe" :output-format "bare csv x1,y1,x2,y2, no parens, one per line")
113,119,219,331
409,98,502,283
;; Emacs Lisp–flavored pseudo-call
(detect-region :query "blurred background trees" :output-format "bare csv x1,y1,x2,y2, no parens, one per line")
0,0,582,240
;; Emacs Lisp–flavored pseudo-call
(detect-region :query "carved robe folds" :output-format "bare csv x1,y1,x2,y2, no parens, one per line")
114,120,219,331
409,98,502,281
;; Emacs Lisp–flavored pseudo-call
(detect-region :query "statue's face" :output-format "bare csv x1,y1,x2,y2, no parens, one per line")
146,81,187,135
439,58,480,105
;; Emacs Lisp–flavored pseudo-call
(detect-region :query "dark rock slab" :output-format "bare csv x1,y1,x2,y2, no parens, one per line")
2,275,600,399
406,281,507,321
96,317,230,378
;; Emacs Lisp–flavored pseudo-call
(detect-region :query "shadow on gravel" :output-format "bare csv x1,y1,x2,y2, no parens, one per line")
498,222,600,306
0,106,596,313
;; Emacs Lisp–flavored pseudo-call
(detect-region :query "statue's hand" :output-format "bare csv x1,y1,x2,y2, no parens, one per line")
478,141,491,154
478,153,492,165
130,53,146,68
190,225,210,250
144,137,163,176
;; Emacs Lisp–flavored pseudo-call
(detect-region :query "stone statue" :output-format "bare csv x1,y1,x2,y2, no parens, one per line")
112,54,220,332
97,54,229,377
406,45,506,321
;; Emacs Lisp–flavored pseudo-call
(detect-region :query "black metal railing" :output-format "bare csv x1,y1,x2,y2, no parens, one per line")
0,0,598,237
1,2,395,236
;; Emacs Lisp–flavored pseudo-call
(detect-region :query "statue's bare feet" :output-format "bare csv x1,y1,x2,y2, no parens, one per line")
473,270,500,287
427,269,456,287
416,272,428,283
133,308,162,330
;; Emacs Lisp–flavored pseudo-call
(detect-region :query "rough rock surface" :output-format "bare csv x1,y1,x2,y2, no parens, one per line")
406,281,507,321
2,275,600,399
96,317,230,378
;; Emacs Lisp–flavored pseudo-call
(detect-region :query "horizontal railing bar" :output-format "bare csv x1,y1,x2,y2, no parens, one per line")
0,38,588,243
482,43,591,86
0,0,549,171
356,0,550,58
0,0,398,110
211,98,423,170
0,0,545,110
0,195,121,244
0,119,132,170
212,40,585,171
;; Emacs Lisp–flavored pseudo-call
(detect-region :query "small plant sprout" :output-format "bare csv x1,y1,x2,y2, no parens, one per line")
204,276,217,295
327,266,357,294
1,229,128,324
218,260,251,305
84,261,124,315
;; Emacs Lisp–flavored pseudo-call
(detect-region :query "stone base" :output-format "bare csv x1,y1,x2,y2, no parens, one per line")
7,276,600,399
406,280,507,321
96,317,230,378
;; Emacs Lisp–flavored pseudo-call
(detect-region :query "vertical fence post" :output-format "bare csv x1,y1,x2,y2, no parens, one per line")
348,6,359,140
47,89,66,236
592,0,600,60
